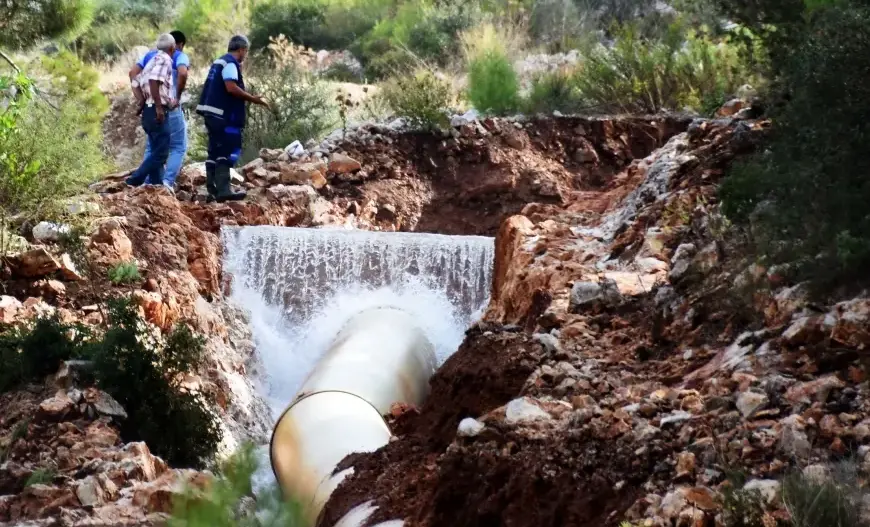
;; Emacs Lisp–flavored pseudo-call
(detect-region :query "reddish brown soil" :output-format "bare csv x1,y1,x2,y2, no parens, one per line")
332,116,689,236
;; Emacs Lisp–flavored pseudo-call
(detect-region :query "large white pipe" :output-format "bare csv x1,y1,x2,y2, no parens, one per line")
270,307,436,524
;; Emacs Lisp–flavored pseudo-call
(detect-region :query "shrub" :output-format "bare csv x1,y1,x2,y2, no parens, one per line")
25,468,57,487
108,262,142,285
573,23,750,114
0,0,95,49
77,18,157,63
354,1,480,78
175,0,245,62
89,298,221,468
0,316,89,393
240,39,336,162
720,2,870,291
524,68,584,114
380,69,452,131
250,0,392,52
40,51,109,137
169,442,307,526
462,23,522,115
0,93,109,223
782,463,862,527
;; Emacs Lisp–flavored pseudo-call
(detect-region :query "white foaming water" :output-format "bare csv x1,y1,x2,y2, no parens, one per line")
221,226,495,416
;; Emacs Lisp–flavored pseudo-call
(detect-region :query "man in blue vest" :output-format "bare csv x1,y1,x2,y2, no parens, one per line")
127,30,191,191
196,35,269,202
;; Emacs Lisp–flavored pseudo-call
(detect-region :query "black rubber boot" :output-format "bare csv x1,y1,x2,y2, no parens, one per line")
214,164,246,202
205,162,217,203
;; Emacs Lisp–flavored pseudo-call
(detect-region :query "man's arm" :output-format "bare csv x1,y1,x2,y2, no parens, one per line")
148,79,165,122
177,65,189,99
130,61,146,112
224,80,268,107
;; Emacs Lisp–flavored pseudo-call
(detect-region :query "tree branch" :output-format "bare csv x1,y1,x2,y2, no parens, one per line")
0,49,21,73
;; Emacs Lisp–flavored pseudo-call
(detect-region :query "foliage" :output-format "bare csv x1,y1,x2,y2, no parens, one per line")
169,442,307,527
176,0,248,62
320,62,363,83
89,298,221,468
573,23,751,113
108,262,142,285
25,468,58,487
0,0,95,49
781,463,862,527
0,297,221,468
92,0,177,26
0,86,108,223
354,0,480,78
0,316,90,392
720,2,870,290
40,51,109,137
462,23,522,115
524,68,583,114
250,0,392,53
720,472,765,527
241,38,336,162
77,18,157,63
380,69,452,131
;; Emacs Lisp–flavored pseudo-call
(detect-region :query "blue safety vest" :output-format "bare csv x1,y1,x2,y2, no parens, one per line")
196,53,246,128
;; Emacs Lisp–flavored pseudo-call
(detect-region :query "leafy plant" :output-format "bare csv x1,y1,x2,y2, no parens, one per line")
720,1,870,291
782,463,862,527
0,78,108,228
0,0,95,49
89,298,221,468
574,22,751,114
40,51,109,138
524,68,584,114
108,262,142,285
0,315,90,393
380,68,452,131
462,22,522,115
169,442,307,527
24,468,57,487
240,37,336,163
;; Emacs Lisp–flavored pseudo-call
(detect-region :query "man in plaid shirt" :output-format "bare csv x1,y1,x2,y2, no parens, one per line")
127,34,178,189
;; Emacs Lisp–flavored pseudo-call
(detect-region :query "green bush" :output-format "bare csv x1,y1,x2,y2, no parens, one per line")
782,463,862,527
720,2,870,290
25,468,57,487
108,262,142,285
241,57,336,163
0,297,221,468
381,69,452,131
77,18,156,63
0,86,108,223
169,442,307,526
524,68,584,114
574,23,750,114
89,298,221,468
40,51,109,137
0,316,90,392
0,0,95,49
461,22,522,115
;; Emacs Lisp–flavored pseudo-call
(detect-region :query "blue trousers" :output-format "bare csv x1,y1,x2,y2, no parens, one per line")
127,107,186,186
204,116,243,168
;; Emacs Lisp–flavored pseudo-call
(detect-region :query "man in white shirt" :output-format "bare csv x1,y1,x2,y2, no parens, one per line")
127,34,177,189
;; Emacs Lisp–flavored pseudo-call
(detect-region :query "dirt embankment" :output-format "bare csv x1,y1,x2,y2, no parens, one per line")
320,116,870,527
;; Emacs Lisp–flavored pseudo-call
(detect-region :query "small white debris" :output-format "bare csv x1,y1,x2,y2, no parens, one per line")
457,418,485,438
505,397,551,425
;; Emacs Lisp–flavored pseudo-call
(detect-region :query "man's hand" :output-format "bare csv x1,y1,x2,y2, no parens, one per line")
156,105,165,123
252,95,271,110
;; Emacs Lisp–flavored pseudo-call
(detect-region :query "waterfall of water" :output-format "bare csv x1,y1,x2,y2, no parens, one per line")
221,225,495,414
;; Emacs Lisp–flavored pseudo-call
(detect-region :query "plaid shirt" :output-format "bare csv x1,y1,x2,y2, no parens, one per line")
138,50,175,106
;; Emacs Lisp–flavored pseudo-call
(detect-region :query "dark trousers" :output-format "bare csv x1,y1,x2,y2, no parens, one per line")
204,116,243,168
128,105,171,185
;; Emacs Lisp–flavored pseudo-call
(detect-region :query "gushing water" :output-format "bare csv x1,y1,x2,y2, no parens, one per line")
221,226,495,415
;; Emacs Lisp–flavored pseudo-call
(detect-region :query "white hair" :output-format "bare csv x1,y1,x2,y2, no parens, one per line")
156,33,175,52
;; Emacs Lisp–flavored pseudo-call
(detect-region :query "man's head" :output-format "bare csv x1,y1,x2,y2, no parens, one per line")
156,33,176,55
228,35,250,62
170,30,186,51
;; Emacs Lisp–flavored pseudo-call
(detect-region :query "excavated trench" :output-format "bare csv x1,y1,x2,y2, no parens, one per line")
220,116,690,526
